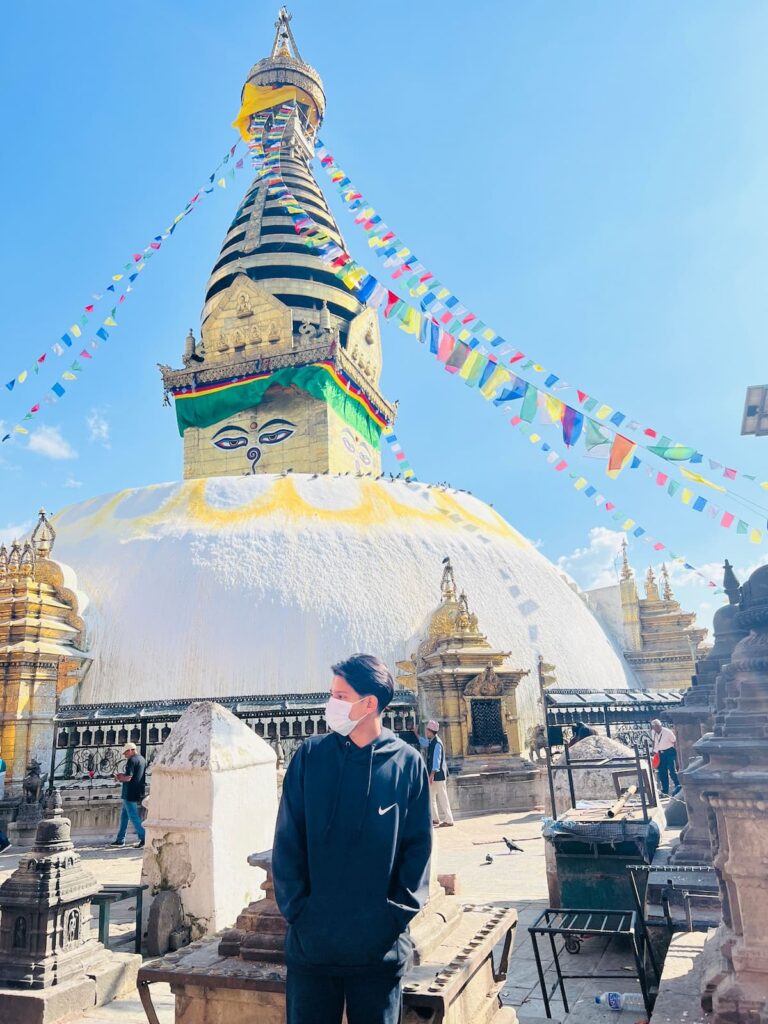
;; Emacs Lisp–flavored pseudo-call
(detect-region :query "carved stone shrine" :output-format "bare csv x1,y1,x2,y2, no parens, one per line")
0,789,139,1024
688,563,768,1022
670,561,747,866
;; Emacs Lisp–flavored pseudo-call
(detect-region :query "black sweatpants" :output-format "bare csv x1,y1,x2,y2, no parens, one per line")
657,748,679,794
286,967,402,1024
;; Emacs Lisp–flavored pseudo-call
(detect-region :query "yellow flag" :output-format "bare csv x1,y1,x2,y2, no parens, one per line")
574,478,588,490
750,528,763,543
18,371,27,384
544,395,565,422
70,324,81,338
622,518,635,530
112,274,123,282
529,433,541,443
62,372,76,381
104,317,117,327
232,83,319,140
680,468,726,492
681,488,693,504
480,365,512,399
14,425,28,434
398,307,421,337
595,404,612,420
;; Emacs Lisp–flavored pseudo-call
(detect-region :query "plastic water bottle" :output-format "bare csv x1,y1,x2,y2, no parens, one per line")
595,991,645,1010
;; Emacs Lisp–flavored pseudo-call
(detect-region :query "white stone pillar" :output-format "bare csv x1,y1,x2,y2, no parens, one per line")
141,701,277,939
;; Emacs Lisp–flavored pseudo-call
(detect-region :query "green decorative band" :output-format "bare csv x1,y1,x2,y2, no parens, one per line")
172,361,385,447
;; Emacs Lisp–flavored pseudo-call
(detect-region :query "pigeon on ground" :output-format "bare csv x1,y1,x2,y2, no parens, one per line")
485,853,493,864
503,836,523,854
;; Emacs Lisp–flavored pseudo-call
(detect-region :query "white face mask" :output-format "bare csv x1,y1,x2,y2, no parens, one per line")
325,695,371,737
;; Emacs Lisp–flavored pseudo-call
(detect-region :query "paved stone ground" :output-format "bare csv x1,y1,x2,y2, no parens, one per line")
0,812,658,1023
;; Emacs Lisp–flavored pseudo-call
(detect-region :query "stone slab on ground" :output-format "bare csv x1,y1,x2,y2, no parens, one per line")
650,929,712,1024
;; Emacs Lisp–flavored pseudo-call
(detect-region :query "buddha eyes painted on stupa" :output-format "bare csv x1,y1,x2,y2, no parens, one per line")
211,418,297,473
341,427,373,474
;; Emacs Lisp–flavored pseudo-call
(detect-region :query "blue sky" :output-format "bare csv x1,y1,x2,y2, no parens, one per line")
1,1,766,630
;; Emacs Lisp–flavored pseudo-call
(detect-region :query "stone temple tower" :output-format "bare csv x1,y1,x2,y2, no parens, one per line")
160,9,395,480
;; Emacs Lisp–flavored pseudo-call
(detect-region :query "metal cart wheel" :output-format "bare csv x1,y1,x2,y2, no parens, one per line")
564,936,581,954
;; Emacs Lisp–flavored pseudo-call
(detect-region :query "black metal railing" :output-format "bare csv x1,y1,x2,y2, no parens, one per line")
52,690,417,783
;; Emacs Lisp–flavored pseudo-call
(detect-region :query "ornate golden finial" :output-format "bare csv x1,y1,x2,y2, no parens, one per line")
8,540,21,576
31,508,56,558
440,556,457,602
620,538,633,581
20,541,36,578
645,567,659,601
271,6,303,62
660,563,673,601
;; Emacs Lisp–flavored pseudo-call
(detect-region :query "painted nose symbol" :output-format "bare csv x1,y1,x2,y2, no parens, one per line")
247,447,261,473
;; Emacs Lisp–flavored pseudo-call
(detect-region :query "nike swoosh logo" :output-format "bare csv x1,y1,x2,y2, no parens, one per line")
378,804,396,816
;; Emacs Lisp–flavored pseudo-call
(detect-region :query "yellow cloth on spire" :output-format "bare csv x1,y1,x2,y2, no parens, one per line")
232,83,319,140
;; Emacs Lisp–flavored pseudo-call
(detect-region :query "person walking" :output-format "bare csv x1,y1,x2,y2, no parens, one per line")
651,719,681,797
273,654,432,1024
426,720,454,828
109,742,147,848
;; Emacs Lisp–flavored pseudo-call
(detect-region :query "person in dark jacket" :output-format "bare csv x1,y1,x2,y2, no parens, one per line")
273,654,432,1024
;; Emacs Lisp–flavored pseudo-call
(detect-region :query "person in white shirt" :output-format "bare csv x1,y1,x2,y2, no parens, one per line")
425,721,454,827
651,719,680,797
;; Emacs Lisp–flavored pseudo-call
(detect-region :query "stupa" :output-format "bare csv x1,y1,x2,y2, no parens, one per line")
50,9,634,733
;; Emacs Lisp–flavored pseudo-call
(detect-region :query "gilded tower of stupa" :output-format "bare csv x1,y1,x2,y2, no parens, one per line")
160,10,394,480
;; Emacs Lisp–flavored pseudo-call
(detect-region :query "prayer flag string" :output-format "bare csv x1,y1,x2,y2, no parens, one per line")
314,141,768,500
1,141,248,444
251,103,764,548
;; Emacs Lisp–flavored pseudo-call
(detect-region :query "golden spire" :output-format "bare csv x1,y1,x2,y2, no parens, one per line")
271,6,303,61
31,508,56,558
660,563,673,601
440,557,457,602
620,538,633,581
645,567,660,601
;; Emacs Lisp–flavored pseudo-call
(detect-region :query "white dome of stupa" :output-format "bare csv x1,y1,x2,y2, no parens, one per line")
52,473,634,727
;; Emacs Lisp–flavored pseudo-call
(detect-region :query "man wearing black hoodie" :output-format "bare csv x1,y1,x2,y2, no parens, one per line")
273,654,432,1024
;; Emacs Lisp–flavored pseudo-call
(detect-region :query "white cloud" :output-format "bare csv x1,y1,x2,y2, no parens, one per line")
86,409,110,448
665,558,766,592
64,476,83,488
28,425,78,461
0,521,32,545
556,527,626,590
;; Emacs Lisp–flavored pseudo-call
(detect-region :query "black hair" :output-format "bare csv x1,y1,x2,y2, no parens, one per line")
331,654,395,713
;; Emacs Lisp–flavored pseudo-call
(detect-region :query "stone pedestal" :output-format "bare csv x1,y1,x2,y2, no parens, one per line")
687,564,768,1022
671,570,747,866
7,799,43,848
0,789,139,1024
141,701,278,942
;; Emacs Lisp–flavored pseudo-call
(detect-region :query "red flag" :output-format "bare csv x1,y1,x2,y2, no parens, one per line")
84,304,94,313
577,390,588,404
384,291,400,317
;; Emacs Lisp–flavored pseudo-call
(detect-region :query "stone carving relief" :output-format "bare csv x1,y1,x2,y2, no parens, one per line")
13,915,27,948
201,276,291,364
66,908,81,945
464,665,503,697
